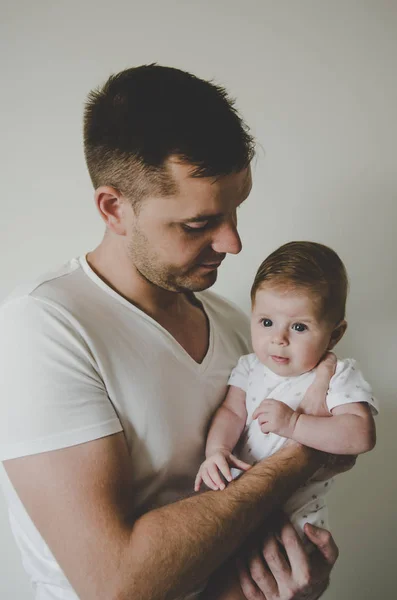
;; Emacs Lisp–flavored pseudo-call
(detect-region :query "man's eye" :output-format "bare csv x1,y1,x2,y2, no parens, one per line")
261,319,273,327
292,323,307,332
182,222,209,232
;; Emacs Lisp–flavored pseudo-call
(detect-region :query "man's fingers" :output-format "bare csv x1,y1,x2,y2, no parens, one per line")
312,454,357,482
261,534,291,581
303,524,339,566
247,547,278,598
332,454,357,474
236,557,264,599
278,520,312,586
321,351,337,373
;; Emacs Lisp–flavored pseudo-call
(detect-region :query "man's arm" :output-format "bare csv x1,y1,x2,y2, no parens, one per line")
4,432,324,600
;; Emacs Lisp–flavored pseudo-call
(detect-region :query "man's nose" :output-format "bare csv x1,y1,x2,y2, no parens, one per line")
211,220,242,255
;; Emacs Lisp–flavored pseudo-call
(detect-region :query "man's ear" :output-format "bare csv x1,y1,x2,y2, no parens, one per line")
94,186,130,235
328,320,347,350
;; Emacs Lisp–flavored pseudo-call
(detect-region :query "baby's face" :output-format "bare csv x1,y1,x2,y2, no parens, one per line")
251,285,334,377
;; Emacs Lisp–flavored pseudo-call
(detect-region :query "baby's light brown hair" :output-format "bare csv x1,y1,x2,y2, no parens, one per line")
251,241,349,324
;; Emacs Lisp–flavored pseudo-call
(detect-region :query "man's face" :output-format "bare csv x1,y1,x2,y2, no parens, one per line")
125,159,252,292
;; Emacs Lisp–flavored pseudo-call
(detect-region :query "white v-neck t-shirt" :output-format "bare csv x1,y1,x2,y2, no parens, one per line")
0,256,250,600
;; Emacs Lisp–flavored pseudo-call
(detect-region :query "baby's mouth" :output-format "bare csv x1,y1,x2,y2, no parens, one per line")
270,355,290,364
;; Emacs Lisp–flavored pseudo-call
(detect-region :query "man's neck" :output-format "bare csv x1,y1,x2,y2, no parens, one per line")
87,237,193,321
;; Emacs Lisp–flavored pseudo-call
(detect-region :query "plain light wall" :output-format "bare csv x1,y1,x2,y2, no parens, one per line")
1,1,396,598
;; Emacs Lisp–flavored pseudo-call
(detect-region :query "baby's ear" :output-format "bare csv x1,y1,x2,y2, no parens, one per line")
328,320,347,350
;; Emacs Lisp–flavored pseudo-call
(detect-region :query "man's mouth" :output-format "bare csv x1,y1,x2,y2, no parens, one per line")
198,259,224,270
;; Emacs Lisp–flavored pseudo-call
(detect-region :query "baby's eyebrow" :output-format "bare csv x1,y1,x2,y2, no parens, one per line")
292,317,316,324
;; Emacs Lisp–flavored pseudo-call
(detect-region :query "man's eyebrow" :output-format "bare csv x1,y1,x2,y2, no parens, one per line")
182,213,223,223
182,194,249,223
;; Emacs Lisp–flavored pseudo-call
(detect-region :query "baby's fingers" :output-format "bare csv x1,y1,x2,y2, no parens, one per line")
202,469,221,491
252,406,266,420
194,472,203,492
252,399,275,419
229,454,252,471
216,455,233,483
208,463,227,490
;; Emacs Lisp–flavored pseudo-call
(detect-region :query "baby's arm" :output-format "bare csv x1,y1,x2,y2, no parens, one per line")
254,358,377,456
291,402,376,454
206,385,248,456
253,400,376,455
194,386,249,491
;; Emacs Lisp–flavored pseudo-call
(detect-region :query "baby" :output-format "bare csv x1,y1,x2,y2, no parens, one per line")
195,241,378,544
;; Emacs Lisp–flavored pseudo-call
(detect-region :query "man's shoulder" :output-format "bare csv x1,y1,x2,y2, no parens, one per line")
0,257,91,338
1,257,83,309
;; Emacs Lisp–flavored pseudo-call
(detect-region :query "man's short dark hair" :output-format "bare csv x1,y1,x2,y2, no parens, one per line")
83,64,255,206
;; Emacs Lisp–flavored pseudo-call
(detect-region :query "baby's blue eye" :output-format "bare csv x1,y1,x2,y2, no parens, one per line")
261,319,273,327
292,323,307,332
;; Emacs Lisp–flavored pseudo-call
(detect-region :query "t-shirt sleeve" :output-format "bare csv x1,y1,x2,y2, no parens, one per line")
227,354,253,392
326,358,379,415
0,296,123,461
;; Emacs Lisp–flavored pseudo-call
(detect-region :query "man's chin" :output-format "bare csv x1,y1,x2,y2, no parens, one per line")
181,269,218,292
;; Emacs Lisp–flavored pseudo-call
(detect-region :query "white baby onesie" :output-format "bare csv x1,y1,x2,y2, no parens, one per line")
228,355,378,543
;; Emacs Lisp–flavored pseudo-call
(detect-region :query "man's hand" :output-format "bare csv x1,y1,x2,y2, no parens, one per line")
310,454,357,483
253,400,299,439
237,518,338,600
299,353,337,417
194,449,252,491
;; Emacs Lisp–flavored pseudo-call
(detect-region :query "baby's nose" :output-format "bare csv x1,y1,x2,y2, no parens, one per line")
272,330,289,345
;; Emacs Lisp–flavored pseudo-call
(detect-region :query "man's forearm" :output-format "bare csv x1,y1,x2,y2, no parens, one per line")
113,444,325,600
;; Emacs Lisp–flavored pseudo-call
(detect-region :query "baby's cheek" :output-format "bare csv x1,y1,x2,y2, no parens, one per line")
300,345,321,371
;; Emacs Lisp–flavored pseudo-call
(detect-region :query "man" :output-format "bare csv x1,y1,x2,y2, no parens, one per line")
0,65,345,600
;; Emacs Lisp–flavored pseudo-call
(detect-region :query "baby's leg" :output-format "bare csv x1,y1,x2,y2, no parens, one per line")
201,559,246,600
285,484,331,553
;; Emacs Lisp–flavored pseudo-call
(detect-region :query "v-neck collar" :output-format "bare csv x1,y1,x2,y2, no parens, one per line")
79,255,215,372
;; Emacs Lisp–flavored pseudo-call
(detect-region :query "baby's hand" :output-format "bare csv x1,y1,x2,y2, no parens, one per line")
194,448,252,492
253,399,299,438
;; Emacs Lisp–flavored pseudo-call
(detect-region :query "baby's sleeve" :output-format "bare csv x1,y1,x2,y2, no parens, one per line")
227,354,253,392
327,358,379,415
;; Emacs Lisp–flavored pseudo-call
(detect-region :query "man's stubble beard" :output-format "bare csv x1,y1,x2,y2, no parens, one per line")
127,226,217,293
